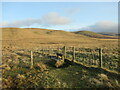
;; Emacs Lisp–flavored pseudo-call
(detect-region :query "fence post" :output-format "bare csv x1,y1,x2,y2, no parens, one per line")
72,46,75,62
47,47,49,56
48,46,51,55
51,48,53,56
99,48,102,68
79,48,80,56
63,46,66,60
43,48,45,55
30,51,34,69
41,48,43,55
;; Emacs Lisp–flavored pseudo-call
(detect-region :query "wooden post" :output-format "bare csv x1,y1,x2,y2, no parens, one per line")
95,60,98,66
43,48,44,55
30,51,33,69
72,46,75,62
91,50,94,65
99,48,102,68
63,46,66,60
79,48,81,58
50,47,53,56
47,48,49,55
41,48,43,55
118,58,120,72
48,46,51,55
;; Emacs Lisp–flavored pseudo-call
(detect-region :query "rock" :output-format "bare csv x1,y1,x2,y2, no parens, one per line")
17,74,26,79
105,82,113,87
37,62,47,72
89,78,102,85
7,59,12,63
5,65,11,70
98,74,109,81
1,64,11,70
55,60,64,68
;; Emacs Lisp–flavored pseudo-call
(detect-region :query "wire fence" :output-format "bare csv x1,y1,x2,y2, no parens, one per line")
7,46,119,73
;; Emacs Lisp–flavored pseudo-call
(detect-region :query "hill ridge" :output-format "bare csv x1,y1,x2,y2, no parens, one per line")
73,30,118,39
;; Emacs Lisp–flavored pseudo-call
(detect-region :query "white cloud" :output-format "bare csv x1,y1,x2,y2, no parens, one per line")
1,12,71,27
1,18,41,27
42,12,71,26
64,8,80,15
81,21,118,33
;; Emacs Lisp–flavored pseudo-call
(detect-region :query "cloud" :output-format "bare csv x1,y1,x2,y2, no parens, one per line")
1,18,41,27
1,12,71,27
42,12,71,26
81,21,118,33
64,8,80,15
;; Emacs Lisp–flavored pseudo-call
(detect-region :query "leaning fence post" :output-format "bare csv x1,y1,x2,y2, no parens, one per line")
72,46,75,62
63,46,66,60
30,51,34,69
99,48,102,68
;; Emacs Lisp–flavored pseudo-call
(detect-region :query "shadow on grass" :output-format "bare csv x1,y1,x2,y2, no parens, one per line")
37,55,120,80
71,60,120,79
16,52,30,58
45,58,74,69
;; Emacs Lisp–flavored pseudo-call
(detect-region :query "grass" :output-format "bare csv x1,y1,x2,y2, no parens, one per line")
1,52,120,88
1,27,119,88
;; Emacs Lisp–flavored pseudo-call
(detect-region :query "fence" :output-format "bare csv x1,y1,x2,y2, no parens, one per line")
13,46,119,72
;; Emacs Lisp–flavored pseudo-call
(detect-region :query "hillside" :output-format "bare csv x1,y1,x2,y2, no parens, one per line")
73,31,118,39
2,28,96,43
1,28,118,50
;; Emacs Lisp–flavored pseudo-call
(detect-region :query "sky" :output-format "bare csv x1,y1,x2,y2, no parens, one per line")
0,2,118,32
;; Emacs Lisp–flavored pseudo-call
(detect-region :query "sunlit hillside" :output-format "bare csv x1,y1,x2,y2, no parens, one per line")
1,28,118,50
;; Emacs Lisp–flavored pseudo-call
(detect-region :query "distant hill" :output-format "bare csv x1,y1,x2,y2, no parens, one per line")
2,28,98,45
98,32,119,36
2,28,118,40
73,30,118,39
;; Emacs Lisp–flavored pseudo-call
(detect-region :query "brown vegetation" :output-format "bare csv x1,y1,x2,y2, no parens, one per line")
37,62,47,72
1,28,118,51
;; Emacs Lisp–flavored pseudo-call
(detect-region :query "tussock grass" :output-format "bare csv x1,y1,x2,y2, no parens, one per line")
1,28,119,88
